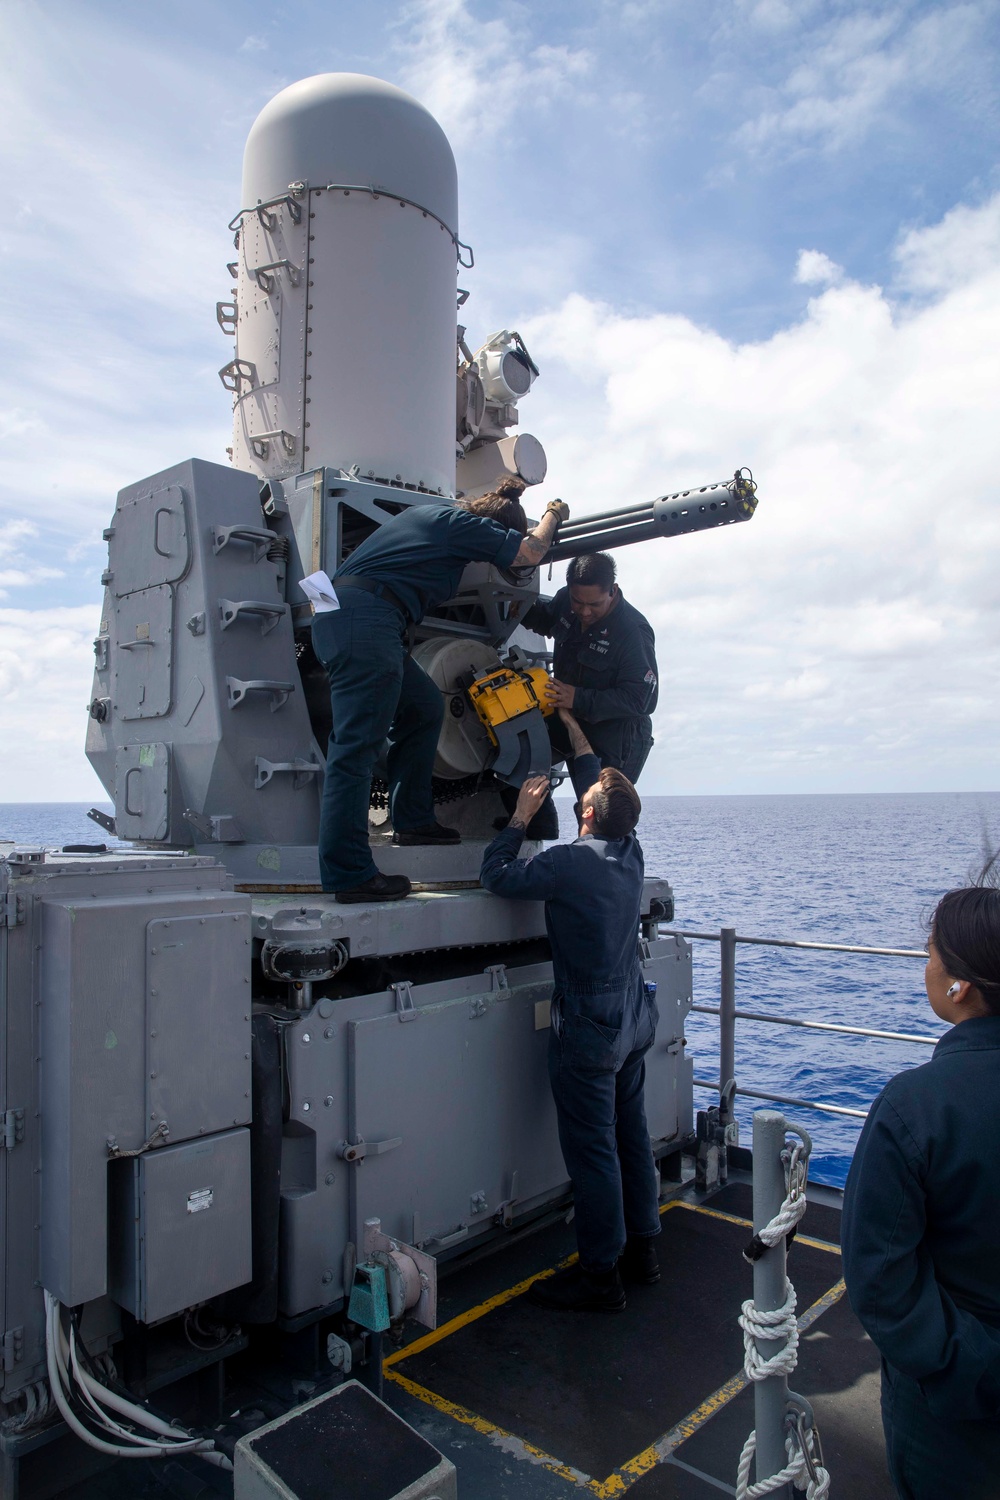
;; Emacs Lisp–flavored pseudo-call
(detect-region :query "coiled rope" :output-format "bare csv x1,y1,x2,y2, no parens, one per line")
735,1143,832,1499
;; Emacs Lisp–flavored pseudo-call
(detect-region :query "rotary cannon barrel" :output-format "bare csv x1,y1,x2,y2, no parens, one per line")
543,468,758,561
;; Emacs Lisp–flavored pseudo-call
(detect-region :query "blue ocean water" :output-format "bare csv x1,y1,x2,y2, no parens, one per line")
4,793,998,1187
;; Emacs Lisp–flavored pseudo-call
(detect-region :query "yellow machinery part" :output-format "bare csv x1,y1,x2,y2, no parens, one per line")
467,665,554,746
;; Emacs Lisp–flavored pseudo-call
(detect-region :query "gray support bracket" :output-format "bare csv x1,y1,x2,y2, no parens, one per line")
2,1109,25,1150
484,963,509,991
1,893,23,928
213,524,277,561
1,1328,24,1372
254,756,321,790
391,981,417,1022
219,598,288,636
87,808,116,835
182,810,245,843
227,677,296,712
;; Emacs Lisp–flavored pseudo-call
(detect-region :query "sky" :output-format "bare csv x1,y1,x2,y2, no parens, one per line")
1,0,998,800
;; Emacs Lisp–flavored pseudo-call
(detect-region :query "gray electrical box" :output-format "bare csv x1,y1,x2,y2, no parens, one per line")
234,1381,457,1500
109,1129,252,1324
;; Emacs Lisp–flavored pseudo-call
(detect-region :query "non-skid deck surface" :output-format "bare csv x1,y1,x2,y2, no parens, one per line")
705,1181,843,1247
386,1193,892,1496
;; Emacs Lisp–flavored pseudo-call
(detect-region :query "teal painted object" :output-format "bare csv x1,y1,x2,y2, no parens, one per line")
347,1261,391,1332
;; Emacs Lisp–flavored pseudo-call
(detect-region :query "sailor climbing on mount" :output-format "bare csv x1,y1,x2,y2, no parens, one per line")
480,709,661,1312
310,477,569,903
522,550,658,796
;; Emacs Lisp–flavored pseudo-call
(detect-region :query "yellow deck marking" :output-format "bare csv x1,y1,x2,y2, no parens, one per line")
384,1366,590,1487
387,1234,848,1498
384,1251,579,1368
675,1199,842,1255
587,1277,848,1496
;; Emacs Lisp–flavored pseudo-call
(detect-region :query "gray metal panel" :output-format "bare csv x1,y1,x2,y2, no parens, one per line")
114,584,174,719
109,1129,251,1324
146,912,252,1140
35,866,249,1309
348,977,566,1249
114,742,171,840
108,483,190,595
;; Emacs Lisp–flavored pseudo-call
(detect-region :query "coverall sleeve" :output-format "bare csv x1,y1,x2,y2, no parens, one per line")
842,1091,1000,1419
572,625,657,723
447,509,523,568
479,825,560,900
521,595,561,636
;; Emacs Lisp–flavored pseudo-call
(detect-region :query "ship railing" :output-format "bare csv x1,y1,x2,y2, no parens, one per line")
659,925,936,1124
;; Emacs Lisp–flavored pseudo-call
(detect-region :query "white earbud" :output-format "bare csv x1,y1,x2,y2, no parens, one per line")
946,982,961,998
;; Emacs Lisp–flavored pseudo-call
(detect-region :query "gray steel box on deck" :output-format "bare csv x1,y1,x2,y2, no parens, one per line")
234,1380,458,1500
108,1129,252,1324
0,847,253,1400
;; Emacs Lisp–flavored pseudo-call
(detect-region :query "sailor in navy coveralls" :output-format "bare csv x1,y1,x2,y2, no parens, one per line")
311,481,569,901
522,552,658,788
843,881,1000,1499
480,711,660,1311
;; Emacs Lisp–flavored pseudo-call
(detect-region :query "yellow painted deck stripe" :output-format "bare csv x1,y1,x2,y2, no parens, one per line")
384,1250,580,1368
388,1264,848,1496
384,1366,591,1487
675,1199,842,1255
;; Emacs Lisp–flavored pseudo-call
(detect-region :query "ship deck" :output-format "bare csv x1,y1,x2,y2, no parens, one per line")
47,1166,893,1500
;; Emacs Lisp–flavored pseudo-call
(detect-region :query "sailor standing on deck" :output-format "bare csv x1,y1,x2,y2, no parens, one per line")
522,552,658,789
480,710,661,1312
311,479,569,903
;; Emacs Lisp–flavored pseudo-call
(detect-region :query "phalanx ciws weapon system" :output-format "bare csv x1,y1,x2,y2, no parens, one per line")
0,72,757,1495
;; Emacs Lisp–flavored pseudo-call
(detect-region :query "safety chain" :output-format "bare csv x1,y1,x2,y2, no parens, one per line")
735,1143,831,1499
106,1120,169,1159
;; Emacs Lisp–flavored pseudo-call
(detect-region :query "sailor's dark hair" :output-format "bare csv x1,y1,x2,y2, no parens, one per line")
456,478,528,535
588,767,641,840
929,855,1000,1016
567,553,616,591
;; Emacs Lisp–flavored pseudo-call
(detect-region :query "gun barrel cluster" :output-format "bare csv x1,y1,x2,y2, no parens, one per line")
545,470,758,561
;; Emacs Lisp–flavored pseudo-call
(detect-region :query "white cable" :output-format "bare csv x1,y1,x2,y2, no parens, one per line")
43,1292,232,1469
737,1430,831,1500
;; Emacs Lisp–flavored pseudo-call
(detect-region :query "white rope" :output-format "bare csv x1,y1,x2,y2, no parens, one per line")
736,1430,831,1500
735,1144,832,1500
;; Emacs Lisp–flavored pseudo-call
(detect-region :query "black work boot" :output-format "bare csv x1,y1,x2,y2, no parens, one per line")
527,1263,626,1312
391,823,460,845
334,873,412,904
618,1234,661,1286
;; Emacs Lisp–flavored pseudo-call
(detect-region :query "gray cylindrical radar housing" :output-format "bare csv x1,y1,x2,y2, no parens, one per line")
226,73,460,495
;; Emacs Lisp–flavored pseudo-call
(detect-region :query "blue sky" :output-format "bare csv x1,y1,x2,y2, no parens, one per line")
1,0,999,799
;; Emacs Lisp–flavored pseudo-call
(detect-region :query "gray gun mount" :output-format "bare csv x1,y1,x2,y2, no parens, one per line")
85,457,756,879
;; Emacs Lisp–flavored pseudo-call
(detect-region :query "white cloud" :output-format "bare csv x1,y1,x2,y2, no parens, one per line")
519,192,1000,792
894,196,1000,295
795,249,843,286
736,4,992,154
240,34,268,52
0,606,105,799
395,0,592,147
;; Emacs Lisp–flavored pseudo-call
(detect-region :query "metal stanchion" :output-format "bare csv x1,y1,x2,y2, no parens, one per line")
751,1109,793,1498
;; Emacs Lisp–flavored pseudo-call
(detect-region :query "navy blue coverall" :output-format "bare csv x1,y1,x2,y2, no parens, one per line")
522,587,658,785
480,783,661,1271
842,1015,1000,1500
312,504,523,891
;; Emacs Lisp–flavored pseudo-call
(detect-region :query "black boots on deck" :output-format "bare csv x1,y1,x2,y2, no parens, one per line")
528,1263,626,1313
618,1234,661,1285
527,1236,661,1311
334,873,412,904
391,823,461,845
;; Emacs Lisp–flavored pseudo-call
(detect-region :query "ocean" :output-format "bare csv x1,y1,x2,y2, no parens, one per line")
4,792,998,1188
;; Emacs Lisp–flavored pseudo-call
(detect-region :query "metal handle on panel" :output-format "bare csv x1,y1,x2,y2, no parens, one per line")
226,677,295,712
153,507,174,557
218,599,288,636
254,756,321,790
212,524,278,561
124,767,143,816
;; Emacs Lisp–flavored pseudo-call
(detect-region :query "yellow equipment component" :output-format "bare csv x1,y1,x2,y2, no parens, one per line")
467,665,554,745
